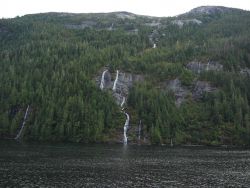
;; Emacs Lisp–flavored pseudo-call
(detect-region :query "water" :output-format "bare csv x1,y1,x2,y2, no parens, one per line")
112,70,119,91
100,70,107,90
123,112,129,144
15,105,30,140
120,97,125,107
0,141,250,187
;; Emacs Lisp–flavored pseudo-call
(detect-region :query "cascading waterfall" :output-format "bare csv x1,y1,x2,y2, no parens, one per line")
112,70,119,91
123,112,130,144
99,69,130,145
206,61,210,71
100,70,108,90
15,105,30,140
121,97,126,107
153,43,157,48
138,120,141,140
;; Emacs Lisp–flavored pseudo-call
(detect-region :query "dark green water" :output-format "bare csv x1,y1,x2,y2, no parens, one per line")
0,141,250,187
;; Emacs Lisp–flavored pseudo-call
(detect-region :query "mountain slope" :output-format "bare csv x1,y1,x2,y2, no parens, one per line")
0,6,250,145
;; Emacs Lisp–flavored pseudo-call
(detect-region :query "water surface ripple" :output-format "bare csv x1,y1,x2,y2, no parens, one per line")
0,142,250,187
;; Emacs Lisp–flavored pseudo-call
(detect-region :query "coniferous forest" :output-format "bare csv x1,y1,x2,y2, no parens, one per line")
1,6,250,145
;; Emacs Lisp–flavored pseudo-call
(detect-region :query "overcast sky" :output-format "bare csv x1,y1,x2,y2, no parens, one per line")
1,0,250,18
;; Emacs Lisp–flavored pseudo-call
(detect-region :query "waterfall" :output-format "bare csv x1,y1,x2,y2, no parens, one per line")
198,62,201,74
206,61,210,71
99,69,130,145
15,105,30,140
100,70,108,90
138,120,141,140
121,97,126,107
112,70,119,91
108,23,114,30
153,43,156,48
124,112,130,144
173,79,177,92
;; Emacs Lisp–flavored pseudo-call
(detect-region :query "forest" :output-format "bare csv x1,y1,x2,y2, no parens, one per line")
1,7,250,145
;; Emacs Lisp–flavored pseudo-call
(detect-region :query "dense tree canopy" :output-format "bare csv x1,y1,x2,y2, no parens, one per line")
0,8,250,144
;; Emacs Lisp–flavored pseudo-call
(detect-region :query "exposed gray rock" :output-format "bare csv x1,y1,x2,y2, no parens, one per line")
113,92,124,105
165,78,189,107
145,21,161,27
115,72,144,96
115,12,136,20
97,69,144,105
172,19,202,28
240,68,250,76
65,21,97,29
192,81,217,99
164,78,217,106
172,20,184,28
186,61,223,74
188,6,234,15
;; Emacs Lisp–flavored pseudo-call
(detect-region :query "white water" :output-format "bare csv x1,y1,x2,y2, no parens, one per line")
198,62,201,74
153,43,157,48
124,112,130,144
100,70,108,90
121,97,126,107
138,120,141,140
170,138,173,147
15,105,30,140
99,69,129,145
206,62,210,71
112,70,119,91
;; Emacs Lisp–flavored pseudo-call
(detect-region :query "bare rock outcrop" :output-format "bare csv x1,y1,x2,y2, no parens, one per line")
192,81,217,99
186,61,223,74
172,19,202,28
240,68,250,76
165,78,217,107
165,78,189,107
115,12,136,20
188,6,234,15
97,69,144,105
65,21,97,29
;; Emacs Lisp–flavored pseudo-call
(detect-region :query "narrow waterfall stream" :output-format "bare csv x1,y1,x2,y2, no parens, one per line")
206,62,210,71
120,97,125,108
100,70,108,90
198,62,201,74
138,120,141,140
123,112,130,144
99,69,130,144
15,105,30,140
112,70,119,91
112,70,129,144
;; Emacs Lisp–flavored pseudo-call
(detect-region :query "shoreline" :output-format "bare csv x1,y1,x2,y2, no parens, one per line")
0,138,249,149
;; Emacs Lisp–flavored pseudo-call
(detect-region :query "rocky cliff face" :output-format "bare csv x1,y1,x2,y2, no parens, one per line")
186,61,223,74
240,68,250,76
192,81,217,99
188,6,235,15
65,21,97,29
164,78,217,107
97,69,144,105
165,78,189,107
115,12,136,20
171,19,202,28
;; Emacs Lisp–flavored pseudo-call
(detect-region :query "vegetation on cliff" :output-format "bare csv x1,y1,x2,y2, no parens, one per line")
1,7,250,144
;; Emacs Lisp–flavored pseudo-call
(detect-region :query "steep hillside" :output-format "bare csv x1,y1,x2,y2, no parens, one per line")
1,6,250,145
